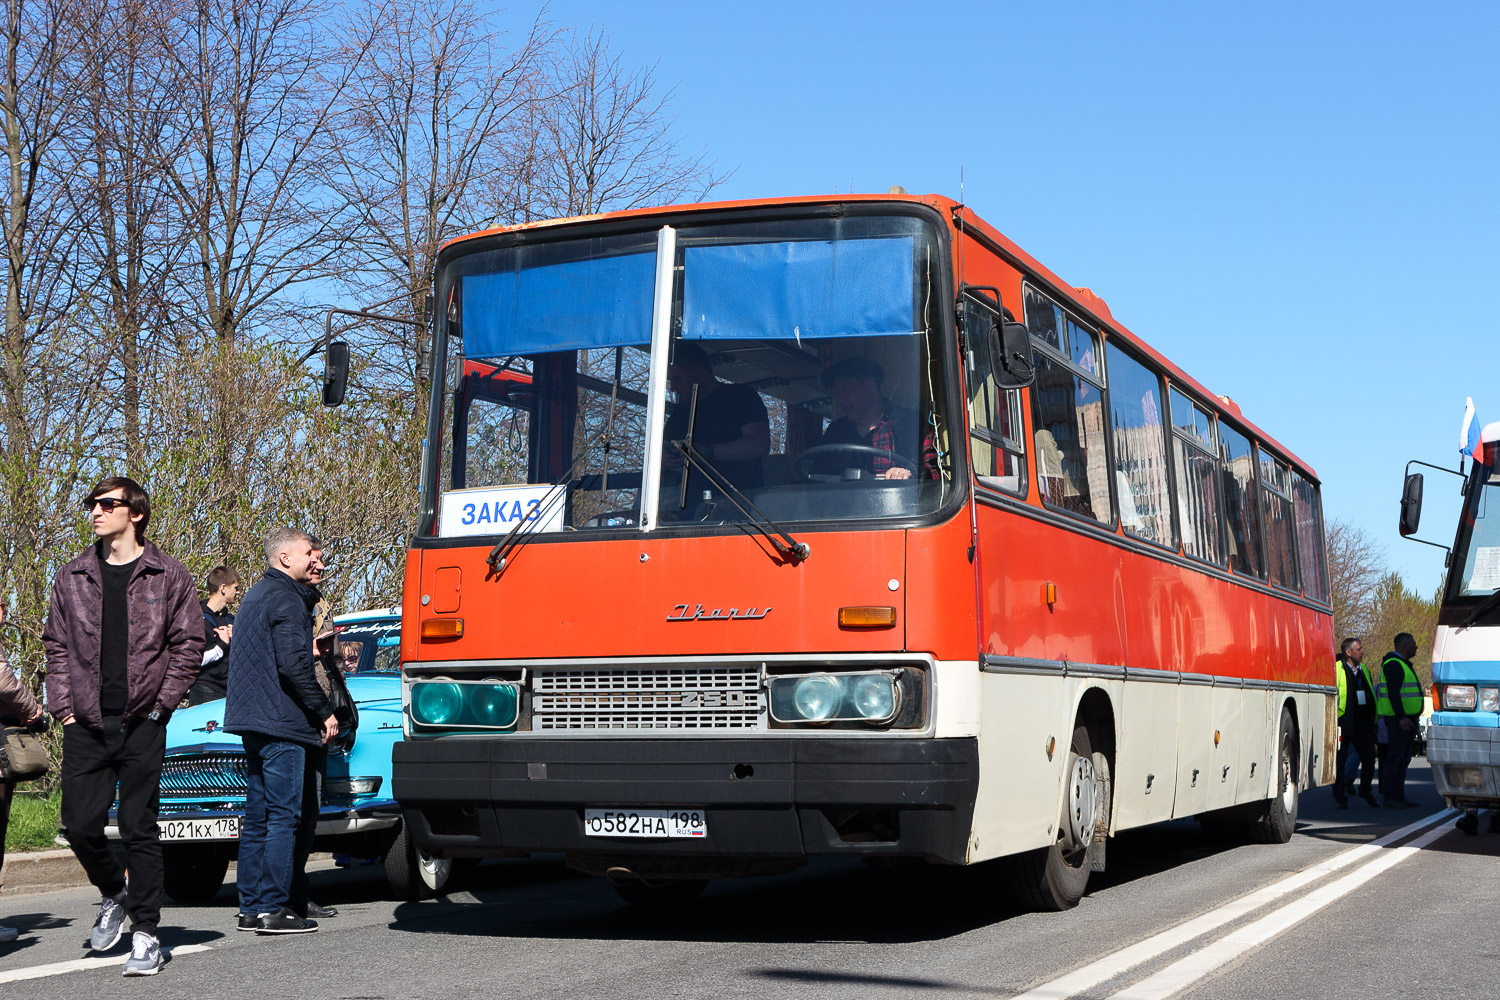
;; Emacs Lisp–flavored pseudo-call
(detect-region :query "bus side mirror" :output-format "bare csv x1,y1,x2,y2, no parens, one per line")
1399,472,1423,537
322,340,350,407
992,321,1035,390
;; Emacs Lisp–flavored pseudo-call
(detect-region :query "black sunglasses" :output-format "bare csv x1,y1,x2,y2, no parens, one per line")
83,497,131,512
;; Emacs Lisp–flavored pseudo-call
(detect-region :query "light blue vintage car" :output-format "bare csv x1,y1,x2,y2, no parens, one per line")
108,607,457,901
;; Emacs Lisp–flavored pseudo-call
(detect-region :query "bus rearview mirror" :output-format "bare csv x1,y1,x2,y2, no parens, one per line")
1398,472,1423,537
992,321,1035,390
322,340,350,407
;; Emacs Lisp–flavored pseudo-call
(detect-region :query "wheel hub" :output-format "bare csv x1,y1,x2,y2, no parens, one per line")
1067,754,1098,850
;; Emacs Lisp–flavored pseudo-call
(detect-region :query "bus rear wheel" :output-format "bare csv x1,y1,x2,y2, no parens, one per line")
1007,725,1107,911
1251,706,1299,844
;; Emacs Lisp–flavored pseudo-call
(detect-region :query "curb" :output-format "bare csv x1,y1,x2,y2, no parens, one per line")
1,850,339,898
1,848,86,898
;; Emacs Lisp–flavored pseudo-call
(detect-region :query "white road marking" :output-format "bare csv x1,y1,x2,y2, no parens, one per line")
1107,818,1454,999
1012,809,1453,1000
0,944,213,984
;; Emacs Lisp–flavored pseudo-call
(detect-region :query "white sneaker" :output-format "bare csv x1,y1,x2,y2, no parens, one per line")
121,931,162,976
0,923,18,944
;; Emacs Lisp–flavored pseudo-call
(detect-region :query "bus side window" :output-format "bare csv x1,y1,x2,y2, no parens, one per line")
1026,286,1112,525
1259,449,1300,591
1219,422,1264,578
1170,388,1225,565
1291,470,1328,602
1105,342,1174,547
964,296,1025,495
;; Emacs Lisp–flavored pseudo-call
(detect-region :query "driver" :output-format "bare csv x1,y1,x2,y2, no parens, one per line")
812,356,926,480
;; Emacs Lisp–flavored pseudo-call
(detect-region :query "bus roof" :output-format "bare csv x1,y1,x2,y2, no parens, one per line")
440,192,1316,481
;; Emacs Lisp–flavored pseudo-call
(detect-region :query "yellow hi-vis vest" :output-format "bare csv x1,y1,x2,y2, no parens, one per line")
1376,654,1423,717
1336,658,1348,715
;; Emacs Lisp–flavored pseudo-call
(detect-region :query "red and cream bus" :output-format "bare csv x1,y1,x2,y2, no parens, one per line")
383,193,1335,909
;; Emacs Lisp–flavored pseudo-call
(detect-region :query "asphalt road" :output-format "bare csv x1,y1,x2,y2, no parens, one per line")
2,758,1494,999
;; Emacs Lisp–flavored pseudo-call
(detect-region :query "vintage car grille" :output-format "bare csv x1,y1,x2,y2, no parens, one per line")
159,751,247,798
532,666,763,731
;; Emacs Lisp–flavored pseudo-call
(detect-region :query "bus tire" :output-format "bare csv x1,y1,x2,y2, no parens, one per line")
1006,725,1100,911
1252,706,1299,844
611,878,708,909
162,844,231,903
384,818,452,901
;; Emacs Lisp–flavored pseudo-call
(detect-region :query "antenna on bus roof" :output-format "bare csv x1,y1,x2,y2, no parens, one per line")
958,166,965,282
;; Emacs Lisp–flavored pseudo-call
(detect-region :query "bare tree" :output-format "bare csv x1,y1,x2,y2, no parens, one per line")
1326,518,1385,639
492,27,728,224
1365,572,1442,688
329,0,548,390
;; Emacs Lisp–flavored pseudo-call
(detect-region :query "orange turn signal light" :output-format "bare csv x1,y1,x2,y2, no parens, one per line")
1043,582,1057,606
420,617,464,641
838,606,897,629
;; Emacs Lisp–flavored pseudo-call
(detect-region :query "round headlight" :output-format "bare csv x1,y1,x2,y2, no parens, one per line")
470,682,518,728
847,674,897,721
793,675,843,721
412,681,463,726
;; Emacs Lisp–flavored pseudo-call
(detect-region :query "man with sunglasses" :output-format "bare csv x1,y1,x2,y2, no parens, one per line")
43,477,202,976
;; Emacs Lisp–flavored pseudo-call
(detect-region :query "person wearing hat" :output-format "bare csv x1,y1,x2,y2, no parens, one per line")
662,341,770,499
812,356,927,480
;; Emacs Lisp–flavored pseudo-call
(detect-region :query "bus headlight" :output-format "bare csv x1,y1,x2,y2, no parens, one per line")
769,670,904,725
1444,685,1478,710
847,674,898,721
792,676,843,722
411,680,463,725
1482,688,1500,712
470,682,520,728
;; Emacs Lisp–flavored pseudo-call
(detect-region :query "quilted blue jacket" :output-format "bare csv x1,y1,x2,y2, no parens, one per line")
223,568,332,745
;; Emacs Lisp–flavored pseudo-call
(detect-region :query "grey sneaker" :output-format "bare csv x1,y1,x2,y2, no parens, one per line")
89,893,128,952
0,923,18,944
121,931,162,976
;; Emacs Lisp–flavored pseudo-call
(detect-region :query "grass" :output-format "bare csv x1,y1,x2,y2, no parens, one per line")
5,789,61,853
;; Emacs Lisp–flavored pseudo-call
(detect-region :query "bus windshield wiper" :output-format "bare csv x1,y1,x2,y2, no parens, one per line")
673,439,810,565
1461,588,1500,628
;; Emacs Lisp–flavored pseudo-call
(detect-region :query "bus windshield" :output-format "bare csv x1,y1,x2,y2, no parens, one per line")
430,213,954,536
1451,461,1500,599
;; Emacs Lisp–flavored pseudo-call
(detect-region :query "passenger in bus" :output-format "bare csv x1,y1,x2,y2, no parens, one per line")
662,341,770,498
812,356,936,480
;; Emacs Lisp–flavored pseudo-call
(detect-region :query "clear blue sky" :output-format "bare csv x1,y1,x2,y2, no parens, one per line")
507,0,1498,593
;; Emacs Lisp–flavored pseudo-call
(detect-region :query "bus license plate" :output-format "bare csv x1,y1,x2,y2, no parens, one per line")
583,809,707,839
160,816,241,841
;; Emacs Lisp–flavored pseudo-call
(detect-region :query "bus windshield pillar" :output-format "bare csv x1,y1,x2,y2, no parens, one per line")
638,224,677,530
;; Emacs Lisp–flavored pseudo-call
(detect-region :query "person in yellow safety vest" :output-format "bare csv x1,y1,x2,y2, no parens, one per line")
1376,632,1424,808
1333,638,1379,809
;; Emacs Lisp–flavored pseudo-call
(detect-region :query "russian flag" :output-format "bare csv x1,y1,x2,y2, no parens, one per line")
1461,397,1480,459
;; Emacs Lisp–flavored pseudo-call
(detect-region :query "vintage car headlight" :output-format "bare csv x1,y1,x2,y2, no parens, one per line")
325,776,382,797
770,671,903,725
1444,685,1478,710
1481,688,1500,712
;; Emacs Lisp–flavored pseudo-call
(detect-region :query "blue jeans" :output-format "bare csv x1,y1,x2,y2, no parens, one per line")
238,734,322,916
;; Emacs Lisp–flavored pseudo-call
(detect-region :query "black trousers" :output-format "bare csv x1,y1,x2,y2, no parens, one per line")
61,716,165,935
1334,722,1376,802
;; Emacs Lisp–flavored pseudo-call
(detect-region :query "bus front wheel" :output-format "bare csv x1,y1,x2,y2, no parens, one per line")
384,819,453,901
1007,725,1107,911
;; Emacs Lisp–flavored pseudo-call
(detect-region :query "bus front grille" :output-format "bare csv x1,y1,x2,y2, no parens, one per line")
532,666,763,731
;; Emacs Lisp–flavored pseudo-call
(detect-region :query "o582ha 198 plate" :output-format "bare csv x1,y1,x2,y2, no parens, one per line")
583,808,707,838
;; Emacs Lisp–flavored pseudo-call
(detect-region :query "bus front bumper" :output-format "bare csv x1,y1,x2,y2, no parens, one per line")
1427,724,1500,807
392,737,979,870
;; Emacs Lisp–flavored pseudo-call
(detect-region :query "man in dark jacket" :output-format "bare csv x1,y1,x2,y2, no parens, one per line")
1333,637,1379,809
225,527,337,935
1377,632,1425,808
43,476,203,976
189,565,239,705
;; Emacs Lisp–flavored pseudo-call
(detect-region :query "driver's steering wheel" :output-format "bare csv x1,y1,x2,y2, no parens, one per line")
793,444,918,481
